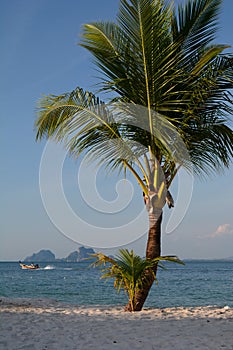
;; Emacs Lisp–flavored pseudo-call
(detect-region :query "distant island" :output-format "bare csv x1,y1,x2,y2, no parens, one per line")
23,247,95,262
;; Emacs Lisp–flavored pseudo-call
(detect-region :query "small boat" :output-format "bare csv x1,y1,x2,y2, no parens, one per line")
19,262,40,270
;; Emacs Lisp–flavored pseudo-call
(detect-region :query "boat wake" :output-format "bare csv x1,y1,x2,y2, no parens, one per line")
42,265,80,271
43,265,56,270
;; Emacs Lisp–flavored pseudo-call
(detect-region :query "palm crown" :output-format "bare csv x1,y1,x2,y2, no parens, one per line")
36,0,233,197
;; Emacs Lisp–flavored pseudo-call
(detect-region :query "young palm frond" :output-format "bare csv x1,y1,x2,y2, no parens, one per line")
91,249,184,311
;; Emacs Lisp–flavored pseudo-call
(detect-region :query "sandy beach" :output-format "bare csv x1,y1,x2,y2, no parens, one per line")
1,297,233,350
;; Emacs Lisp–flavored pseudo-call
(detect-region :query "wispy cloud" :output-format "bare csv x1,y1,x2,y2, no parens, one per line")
210,224,233,238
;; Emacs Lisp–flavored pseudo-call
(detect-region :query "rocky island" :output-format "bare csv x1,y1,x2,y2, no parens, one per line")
23,247,95,262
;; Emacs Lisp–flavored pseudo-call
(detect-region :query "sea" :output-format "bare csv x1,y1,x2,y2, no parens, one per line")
0,260,233,308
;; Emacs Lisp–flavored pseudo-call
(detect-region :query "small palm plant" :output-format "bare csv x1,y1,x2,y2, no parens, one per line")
91,249,184,311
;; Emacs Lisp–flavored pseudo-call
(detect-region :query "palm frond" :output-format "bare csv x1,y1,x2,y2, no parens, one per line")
172,0,222,57
91,249,184,310
35,0,233,201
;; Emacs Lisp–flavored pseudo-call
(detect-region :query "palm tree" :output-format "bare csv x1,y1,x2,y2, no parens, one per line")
91,249,184,311
35,0,233,311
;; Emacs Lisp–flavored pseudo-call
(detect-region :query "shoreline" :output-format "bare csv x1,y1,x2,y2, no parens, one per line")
1,297,233,349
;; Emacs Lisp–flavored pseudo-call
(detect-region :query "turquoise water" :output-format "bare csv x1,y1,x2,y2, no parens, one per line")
0,261,233,308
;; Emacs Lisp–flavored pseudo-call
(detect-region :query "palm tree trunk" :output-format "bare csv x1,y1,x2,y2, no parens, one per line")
125,209,162,311
146,210,162,259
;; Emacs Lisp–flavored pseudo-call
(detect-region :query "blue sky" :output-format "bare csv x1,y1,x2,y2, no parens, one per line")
1,0,233,261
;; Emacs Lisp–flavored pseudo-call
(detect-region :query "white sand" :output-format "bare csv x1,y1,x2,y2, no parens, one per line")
1,297,233,350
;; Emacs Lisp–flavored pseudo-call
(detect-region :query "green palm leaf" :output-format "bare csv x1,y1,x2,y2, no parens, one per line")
91,249,184,311
35,0,233,191
172,0,221,56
